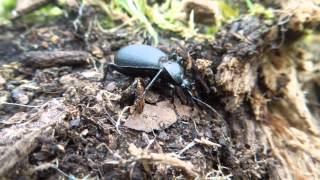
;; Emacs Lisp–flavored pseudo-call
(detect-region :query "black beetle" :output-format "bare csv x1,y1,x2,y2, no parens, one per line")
106,44,220,116
108,44,190,95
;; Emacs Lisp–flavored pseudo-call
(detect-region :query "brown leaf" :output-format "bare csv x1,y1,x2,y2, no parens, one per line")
124,101,177,132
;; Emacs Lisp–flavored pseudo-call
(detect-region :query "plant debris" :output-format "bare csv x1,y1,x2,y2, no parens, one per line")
124,100,177,132
21,51,91,68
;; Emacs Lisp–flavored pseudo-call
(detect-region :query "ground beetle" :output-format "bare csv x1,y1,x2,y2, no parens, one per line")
106,44,220,116
108,44,190,95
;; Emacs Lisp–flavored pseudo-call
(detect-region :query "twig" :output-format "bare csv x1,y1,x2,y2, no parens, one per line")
205,166,232,180
128,143,198,178
0,102,40,108
177,141,196,157
194,137,221,148
116,106,130,134
72,1,85,31
97,17,136,34
177,137,221,157
145,135,156,150
11,0,52,20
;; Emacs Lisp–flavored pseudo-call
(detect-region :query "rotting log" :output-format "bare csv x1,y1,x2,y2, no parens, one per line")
0,100,67,175
196,0,320,179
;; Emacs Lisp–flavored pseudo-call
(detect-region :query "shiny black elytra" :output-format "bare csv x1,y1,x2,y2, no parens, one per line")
106,44,221,116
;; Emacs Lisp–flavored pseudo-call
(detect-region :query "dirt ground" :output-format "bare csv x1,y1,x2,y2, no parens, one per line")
0,1,320,179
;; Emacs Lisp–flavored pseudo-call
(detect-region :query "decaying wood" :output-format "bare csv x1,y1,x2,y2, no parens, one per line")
282,0,320,31
0,129,44,175
0,100,66,176
204,0,320,179
21,50,90,68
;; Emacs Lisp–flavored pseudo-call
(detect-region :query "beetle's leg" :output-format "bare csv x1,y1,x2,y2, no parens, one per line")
103,63,120,82
141,68,164,97
185,89,223,120
104,63,119,72
103,63,111,82
133,68,163,109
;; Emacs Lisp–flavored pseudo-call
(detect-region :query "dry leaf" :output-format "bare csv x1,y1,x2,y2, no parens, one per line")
124,101,177,132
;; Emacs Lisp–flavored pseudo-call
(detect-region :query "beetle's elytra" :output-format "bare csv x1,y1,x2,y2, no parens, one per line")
115,44,166,69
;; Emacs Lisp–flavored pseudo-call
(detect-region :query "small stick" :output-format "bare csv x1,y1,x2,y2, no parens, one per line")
0,102,39,108
116,106,130,134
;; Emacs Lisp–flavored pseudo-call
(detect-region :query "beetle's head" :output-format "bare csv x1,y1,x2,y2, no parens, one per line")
181,78,192,90
168,52,183,64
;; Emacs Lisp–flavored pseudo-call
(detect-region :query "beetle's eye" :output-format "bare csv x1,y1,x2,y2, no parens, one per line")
168,52,177,60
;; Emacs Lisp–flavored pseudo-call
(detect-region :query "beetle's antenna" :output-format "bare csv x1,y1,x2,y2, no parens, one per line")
142,68,164,97
186,90,223,120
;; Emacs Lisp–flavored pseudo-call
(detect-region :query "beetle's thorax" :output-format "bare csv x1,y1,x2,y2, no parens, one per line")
161,60,184,85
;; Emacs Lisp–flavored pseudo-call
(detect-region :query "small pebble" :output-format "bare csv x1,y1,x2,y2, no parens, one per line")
11,88,30,105
158,131,169,141
70,118,81,127
0,91,11,109
0,76,6,90
105,82,116,91
81,70,103,81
